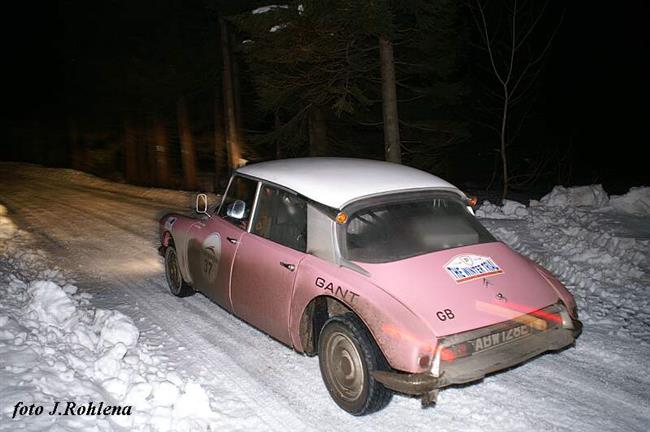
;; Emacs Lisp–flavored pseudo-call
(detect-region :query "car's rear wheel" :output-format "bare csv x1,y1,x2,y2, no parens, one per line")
318,313,392,415
164,246,193,297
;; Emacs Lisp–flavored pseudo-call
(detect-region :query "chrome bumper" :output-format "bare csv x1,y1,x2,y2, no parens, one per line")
372,304,582,405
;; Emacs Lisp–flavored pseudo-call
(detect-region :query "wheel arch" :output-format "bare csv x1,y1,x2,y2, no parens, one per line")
299,295,348,356
298,295,390,364
161,229,193,285
290,258,437,374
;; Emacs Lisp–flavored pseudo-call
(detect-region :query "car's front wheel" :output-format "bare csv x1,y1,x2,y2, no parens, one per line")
164,246,193,297
318,313,392,415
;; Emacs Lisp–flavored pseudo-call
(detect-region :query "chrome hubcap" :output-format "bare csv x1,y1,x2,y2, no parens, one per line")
326,331,364,402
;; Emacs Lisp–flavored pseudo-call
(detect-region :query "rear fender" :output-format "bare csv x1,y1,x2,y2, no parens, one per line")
533,263,578,317
290,256,436,374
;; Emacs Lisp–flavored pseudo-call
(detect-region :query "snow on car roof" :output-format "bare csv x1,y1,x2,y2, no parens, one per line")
236,158,463,209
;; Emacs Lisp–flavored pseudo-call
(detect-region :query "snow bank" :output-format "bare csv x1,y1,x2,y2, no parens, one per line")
476,199,529,219
475,188,650,344
479,185,650,218
537,184,609,208
26,280,77,327
0,208,218,431
609,186,650,215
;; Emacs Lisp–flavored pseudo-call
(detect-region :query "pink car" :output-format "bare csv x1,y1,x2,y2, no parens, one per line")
158,158,581,415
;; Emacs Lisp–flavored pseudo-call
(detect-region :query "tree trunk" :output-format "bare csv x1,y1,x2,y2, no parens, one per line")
213,89,227,192
177,98,198,190
500,87,509,200
136,126,150,185
152,118,170,187
220,17,242,169
69,119,82,170
379,36,402,164
308,106,328,156
123,120,138,183
231,31,245,146
274,110,282,159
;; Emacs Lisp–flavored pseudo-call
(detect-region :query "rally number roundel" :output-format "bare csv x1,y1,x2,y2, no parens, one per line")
187,233,222,289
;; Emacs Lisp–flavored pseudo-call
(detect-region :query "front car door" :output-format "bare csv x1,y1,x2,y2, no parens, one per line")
230,183,307,345
187,175,259,311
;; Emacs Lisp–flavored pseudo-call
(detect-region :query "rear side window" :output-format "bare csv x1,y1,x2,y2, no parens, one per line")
252,185,307,252
218,176,258,230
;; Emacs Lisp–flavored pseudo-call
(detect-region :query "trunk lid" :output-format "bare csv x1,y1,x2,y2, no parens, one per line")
361,242,559,337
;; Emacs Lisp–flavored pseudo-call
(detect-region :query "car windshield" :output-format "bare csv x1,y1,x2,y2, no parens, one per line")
341,193,496,263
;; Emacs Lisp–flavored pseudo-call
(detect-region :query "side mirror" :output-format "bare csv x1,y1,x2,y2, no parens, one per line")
226,200,246,220
195,193,210,217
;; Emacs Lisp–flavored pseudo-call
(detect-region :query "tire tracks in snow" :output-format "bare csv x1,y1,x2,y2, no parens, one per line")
3,164,650,431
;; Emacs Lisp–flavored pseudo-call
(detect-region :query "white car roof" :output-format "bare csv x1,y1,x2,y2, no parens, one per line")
236,158,463,209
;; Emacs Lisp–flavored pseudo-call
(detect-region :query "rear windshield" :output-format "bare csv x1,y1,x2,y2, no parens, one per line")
341,193,495,263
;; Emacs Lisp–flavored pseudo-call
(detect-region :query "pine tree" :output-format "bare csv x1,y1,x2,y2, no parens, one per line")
232,0,468,171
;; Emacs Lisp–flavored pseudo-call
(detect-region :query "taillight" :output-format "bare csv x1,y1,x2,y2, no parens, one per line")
440,348,455,361
440,342,472,362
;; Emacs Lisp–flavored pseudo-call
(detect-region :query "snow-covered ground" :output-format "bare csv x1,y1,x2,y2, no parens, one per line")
1,162,649,431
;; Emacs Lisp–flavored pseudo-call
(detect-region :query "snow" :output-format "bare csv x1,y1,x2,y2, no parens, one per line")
477,185,650,343
0,206,219,431
251,4,288,15
269,24,287,33
1,163,650,431
610,187,650,215
537,184,610,208
525,183,650,216
0,205,17,240
475,199,529,219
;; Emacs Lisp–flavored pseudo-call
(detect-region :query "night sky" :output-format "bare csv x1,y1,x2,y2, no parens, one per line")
2,0,648,194
544,0,649,191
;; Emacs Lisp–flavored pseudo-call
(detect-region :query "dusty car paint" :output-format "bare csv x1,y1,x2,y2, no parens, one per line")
158,158,581,404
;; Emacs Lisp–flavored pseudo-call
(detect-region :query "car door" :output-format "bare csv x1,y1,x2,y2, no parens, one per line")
187,175,259,311
230,184,307,345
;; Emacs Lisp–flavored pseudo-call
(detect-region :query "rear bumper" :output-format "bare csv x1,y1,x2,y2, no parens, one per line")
436,319,578,387
372,304,581,402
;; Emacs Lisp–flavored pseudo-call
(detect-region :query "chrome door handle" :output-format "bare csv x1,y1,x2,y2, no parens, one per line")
280,262,296,271
227,236,238,244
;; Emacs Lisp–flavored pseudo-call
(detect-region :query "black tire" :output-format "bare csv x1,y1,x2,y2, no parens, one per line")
318,313,392,415
164,246,193,297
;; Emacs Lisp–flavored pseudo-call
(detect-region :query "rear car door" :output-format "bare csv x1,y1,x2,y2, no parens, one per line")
231,184,307,345
187,175,259,311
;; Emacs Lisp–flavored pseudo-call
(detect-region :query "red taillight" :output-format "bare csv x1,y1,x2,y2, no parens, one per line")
440,348,456,361
440,342,473,362
495,300,563,324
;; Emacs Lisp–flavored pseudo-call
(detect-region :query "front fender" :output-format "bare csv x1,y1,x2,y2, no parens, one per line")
159,213,196,283
289,256,437,374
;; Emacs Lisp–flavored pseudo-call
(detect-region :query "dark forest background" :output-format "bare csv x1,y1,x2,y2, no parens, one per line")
2,0,648,199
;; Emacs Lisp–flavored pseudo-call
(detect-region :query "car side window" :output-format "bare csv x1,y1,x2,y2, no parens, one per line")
218,176,258,230
252,185,307,252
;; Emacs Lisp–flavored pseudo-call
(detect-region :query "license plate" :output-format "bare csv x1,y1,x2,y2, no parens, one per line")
469,324,534,353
